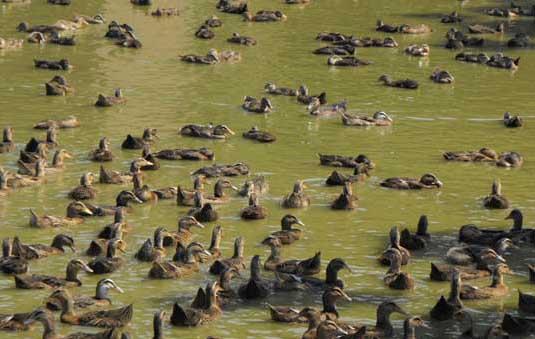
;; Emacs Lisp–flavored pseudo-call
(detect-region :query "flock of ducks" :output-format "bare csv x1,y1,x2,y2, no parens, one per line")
0,0,533,338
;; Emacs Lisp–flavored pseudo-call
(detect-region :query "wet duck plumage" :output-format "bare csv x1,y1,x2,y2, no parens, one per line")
14,259,93,289
46,278,124,311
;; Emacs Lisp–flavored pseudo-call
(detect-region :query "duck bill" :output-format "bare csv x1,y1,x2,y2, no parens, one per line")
82,263,94,273
343,263,353,273
194,220,205,229
114,285,124,293
505,212,513,220
230,185,239,191
69,245,77,253
296,218,305,227
133,196,144,204
64,152,73,159
81,207,94,216
435,180,443,188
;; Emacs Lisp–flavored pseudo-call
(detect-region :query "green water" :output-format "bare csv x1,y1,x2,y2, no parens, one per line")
1,0,535,337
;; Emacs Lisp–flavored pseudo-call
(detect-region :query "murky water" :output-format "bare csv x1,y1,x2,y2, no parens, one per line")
1,0,535,337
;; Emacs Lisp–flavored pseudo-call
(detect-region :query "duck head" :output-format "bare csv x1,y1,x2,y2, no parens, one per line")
328,55,343,65
403,316,429,338
3,127,13,143
317,320,349,338
506,208,523,231
373,111,393,122
66,201,93,218
96,278,124,300
420,173,443,187
264,82,276,92
207,48,220,62
51,234,76,252
116,190,143,206
130,158,153,173
260,97,273,111
67,259,94,280
142,128,158,141
213,124,235,136
178,215,205,230
114,88,123,98
378,74,392,84
52,149,73,167
80,172,95,187
281,215,305,230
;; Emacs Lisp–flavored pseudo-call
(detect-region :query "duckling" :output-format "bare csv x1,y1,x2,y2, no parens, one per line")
378,74,419,89
519,290,535,314
469,22,504,34
327,55,372,67
380,173,443,189
238,176,269,197
48,289,133,328
319,153,374,169
205,15,222,27
341,111,393,126
430,68,454,83
95,89,126,107
460,264,508,300
331,181,356,210
242,96,273,113
121,128,157,150
400,215,430,250
240,193,268,220
135,227,168,262
379,226,411,265
12,234,75,260
34,58,71,70
45,75,73,96
151,7,180,16
297,85,327,105
441,11,463,23
46,278,124,311
68,172,97,200
263,214,305,245
204,179,238,204
308,100,347,117
383,248,415,290
282,181,310,208
30,201,93,228
405,44,430,56
0,238,29,275
326,166,369,186
14,259,93,289
154,147,214,160
313,44,355,55
209,236,246,275
89,137,113,162
180,123,235,139
302,258,351,289
446,238,515,269
238,255,271,299
443,148,498,162
163,215,205,247
430,269,464,321
242,126,276,143
276,251,321,276
483,180,509,209
243,10,287,22
88,239,126,274
195,25,215,39
0,127,15,153
171,282,222,326
149,242,211,279
188,191,219,222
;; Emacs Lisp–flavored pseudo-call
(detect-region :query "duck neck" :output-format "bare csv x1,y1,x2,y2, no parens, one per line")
448,276,462,305
154,230,164,249
268,245,281,261
95,284,110,301
403,321,416,339
322,295,338,317
39,316,57,339
205,285,218,309
185,247,197,264
306,313,322,331
107,242,116,258
416,216,428,236
512,214,523,231
3,129,12,143
233,240,243,259
214,182,224,198
209,229,221,252
133,173,142,190
65,264,80,283
59,294,76,318
153,315,163,339
325,264,340,284
2,239,11,258
376,310,394,337
193,177,204,190
491,270,504,288
52,152,62,168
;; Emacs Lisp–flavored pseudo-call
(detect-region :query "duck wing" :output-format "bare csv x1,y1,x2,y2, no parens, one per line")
78,304,133,328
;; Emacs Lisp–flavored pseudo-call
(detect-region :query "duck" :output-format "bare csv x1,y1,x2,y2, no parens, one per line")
85,190,142,216
338,301,409,337
205,15,222,27
99,161,144,185
95,89,126,107
263,214,305,245
331,181,356,210
238,255,271,299
8,160,46,188
263,83,295,96
180,49,221,64
519,290,535,314
297,85,327,105
400,215,430,250
430,68,454,83
49,32,77,46
341,111,393,126
89,137,113,162
308,100,348,117
34,116,79,130
460,264,508,299
443,148,498,162
74,14,105,24
47,289,133,328
446,238,515,270
383,248,415,290
19,141,47,165
242,126,276,143
403,317,429,339
151,7,179,16
0,307,32,331
34,58,71,70
319,153,374,169
170,281,222,326
405,44,430,57
96,208,129,238
468,22,504,34
154,147,214,160
502,312,535,336
0,238,29,275
0,37,24,50
188,191,219,222
483,180,509,209
132,173,159,202
201,225,223,263
46,278,124,311
243,10,287,22
327,55,372,67
14,259,93,289
68,172,97,200
162,215,205,247
282,181,310,208
12,234,75,260
87,239,126,274
0,127,15,153
29,201,93,228
509,34,530,48
195,25,215,39
302,258,352,289
46,149,73,172
135,227,169,262
313,44,355,55
203,179,238,204
379,226,411,265
149,242,211,279
376,20,399,33
209,236,246,275
180,123,235,139
276,251,321,276
242,96,273,113
218,0,248,14
176,177,207,207
121,128,157,150
238,176,269,197
378,74,419,89
459,209,527,246
441,11,463,23
45,75,73,96
297,307,343,339
240,193,268,220
380,173,443,189
377,20,432,34
115,30,142,48
430,269,464,321
85,224,125,257
497,151,523,167
325,166,369,186
487,53,520,70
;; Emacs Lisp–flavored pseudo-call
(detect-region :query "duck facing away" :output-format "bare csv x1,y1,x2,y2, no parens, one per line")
95,89,126,107
282,181,310,208
241,193,268,220
331,181,357,210
483,180,510,209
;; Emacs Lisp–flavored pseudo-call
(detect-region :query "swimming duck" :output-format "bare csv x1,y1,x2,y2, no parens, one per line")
176,177,206,207
483,180,509,209
135,227,169,262
0,238,29,275
49,31,76,46
242,126,276,143
459,209,527,246
331,181,356,210
29,201,93,228
376,20,399,33
446,238,515,269
302,258,351,289
240,193,267,220
195,25,215,39
281,181,310,208
95,89,126,107
96,208,129,237
34,59,71,70
151,7,179,16
34,116,79,130
263,214,305,245
163,215,205,247
443,148,498,163
17,22,59,34
180,123,235,139
180,49,221,64
46,278,124,311
441,11,463,23
14,259,93,289
149,242,211,279
19,141,47,165
201,225,223,263
325,166,369,186
238,176,269,197
8,160,46,188
121,128,157,149
508,33,530,47
340,301,409,337
264,82,295,96
238,255,271,299
487,53,520,70
497,152,523,167
327,55,372,67
217,0,248,13
377,20,432,34
297,307,340,338
242,96,273,113
319,153,374,169
203,179,238,204
86,225,125,257
430,269,464,321
276,251,321,276
297,85,327,105
115,30,142,48
155,147,214,161
46,149,73,172
243,10,287,22
469,23,505,34
74,14,105,24
69,172,97,200
378,74,419,89
502,312,535,335
380,173,443,189
12,234,75,260
99,158,152,185
341,111,393,126
430,68,454,84
383,248,414,290
171,281,222,326
313,44,355,55
88,239,126,274
405,44,430,57
45,75,73,96
308,100,347,117
188,192,219,222
209,236,246,275
262,236,283,271
205,15,222,27
89,137,113,162
460,264,508,300
48,289,133,328
0,127,15,153
132,173,159,202
131,0,151,5
400,215,430,250
0,37,24,49
379,226,411,266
